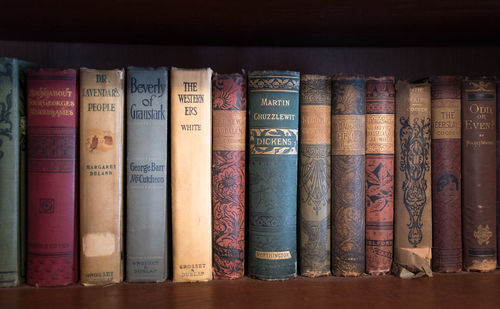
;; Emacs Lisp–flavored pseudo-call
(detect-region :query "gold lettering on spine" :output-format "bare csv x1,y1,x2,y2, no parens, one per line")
213,110,246,151
432,99,461,140
300,105,331,145
255,251,292,260
366,114,394,154
332,115,365,155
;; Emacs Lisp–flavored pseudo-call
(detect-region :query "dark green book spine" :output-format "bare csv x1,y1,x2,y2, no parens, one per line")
248,71,299,280
331,74,366,276
0,58,21,286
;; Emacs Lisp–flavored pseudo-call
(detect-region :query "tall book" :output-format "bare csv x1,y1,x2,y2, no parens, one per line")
331,74,366,277
498,81,500,269
430,76,462,273
171,67,213,282
365,76,394,275
462,77,497,272
212,73,246,279
394,81,432,278
26,69,78,286
126,67,168,282
0,58,32,286
299,74,331,277
80,68,124,285
248,70,299,280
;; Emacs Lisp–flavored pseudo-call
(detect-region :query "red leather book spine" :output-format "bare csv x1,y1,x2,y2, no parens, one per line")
431,76,462,272
212,73,246,279
365,77,395,275
26,69,78,286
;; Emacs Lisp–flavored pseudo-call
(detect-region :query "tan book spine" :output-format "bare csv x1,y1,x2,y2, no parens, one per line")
394,81,432,278
80,69,124,285
171,67,213,282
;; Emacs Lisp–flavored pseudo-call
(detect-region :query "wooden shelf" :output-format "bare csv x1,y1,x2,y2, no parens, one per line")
1,0,500,46
1,272,500,308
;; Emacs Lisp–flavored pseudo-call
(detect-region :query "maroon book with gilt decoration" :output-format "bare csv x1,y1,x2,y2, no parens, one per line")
212,73,246,279
26,69,78,286
430,76,462,272
365,76,395,275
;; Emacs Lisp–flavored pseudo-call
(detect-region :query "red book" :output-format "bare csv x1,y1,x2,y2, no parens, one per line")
212,73,246,279
26,69,78,286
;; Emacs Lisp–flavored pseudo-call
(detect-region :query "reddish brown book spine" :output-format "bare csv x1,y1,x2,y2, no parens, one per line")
26,69,78,286
212,73,246,279
365,77,394,275
431,76,462,272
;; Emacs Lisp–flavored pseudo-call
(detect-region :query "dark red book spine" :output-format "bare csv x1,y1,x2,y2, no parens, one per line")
212,73,246,279
26,69,78,286
431,76,462,272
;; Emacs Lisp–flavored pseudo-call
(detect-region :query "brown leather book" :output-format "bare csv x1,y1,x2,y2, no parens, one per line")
497,80,500,269
331,74,365,276
299,74,331,277
462,77,497,272
80,69,124,285
365,76,394,275
171,67,213,282
394,81,432,278
430,76,462,272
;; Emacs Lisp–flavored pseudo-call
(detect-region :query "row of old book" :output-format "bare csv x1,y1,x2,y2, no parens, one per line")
0,57,497,287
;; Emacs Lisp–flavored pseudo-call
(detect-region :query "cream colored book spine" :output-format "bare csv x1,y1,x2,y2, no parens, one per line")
80,69,124,285
171,67,213,282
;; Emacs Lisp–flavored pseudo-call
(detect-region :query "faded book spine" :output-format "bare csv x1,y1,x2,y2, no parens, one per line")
126,67,168,282
365,76,394,275
0,58,22,286
248,70,299,280
26,69,78,286
331,74,365,276
212,73,246,279
299,74,331,277
171,67,213,282
430,76,462,272
80,69,124,285
394,81,432,276
462,77,497,272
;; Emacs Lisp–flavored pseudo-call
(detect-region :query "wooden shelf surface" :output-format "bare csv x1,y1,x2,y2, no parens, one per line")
1,272,500,309
2,0,500,46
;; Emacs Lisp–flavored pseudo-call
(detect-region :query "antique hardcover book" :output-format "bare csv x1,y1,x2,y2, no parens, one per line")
126,67,168,282
26,69,78,286
365,76,394,275
171,67,213,282
462,77,497,272
80,68,124,285
212,73,246,279
0,58,32,287
430,76,462,272
299,74,331,277
248,70,299,280
394,81,432,278
331,74,366,277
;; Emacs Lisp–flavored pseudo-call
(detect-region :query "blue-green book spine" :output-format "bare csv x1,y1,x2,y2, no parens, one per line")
248,70,300,280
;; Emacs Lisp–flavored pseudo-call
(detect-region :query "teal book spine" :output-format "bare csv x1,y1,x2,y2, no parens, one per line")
248,70,300,280
126,67,168,282
0,58,28,286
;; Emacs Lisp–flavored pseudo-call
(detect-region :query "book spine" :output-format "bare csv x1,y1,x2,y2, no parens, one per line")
498,81,500,269
430,76,462,272
0,58,21,286
248,70,299,280
331,75,366,276
126,67,168,282
171,67,213,282
26,69,78,286
462,78,497,272
394,81,432,276
80,69,124,285
365,76,395,275
299,74,331,277
212,73,246,279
